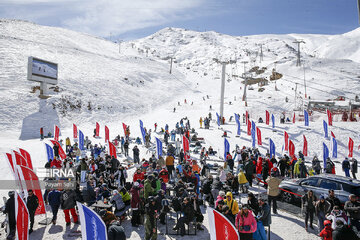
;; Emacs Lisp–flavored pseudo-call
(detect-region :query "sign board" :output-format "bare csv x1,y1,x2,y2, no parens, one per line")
27,57,58,85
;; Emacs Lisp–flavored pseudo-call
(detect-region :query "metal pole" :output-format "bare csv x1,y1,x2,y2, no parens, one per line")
241,61,248,102
358,0,360,24
220,63,226,122
170,57,173,74
295,83,298,110
303,61,307,98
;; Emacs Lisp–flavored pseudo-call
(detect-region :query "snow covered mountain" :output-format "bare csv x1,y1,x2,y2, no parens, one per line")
0,19,189,133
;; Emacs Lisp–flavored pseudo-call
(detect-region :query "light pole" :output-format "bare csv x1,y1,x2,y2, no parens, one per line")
118,40,123,54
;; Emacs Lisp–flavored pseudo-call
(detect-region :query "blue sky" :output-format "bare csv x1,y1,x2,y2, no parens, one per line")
0,0,358,40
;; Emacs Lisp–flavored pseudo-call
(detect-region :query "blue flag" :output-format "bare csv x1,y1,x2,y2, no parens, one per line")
323,120,328,138
304,110,309,126
269,138,276,158
139,119,143,128
332,137,337,158
251,121,256,148
235,113,241,136
224,138,230,160
156,137,163,158
271,114,275,128
216,112,221,126
323,143,329,169
140,126,146,144
45,143,54,162
79,130,85,150
77,202,108,240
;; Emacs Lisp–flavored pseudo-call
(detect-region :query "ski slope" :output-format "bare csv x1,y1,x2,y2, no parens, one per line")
0,20,360,239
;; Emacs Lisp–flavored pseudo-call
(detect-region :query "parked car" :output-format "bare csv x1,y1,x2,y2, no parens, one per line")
279,174,360,204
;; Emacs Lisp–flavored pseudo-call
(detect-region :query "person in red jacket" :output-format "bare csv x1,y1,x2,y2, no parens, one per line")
256,157,263,175
267,158,273,176
159,167,169,183
319,220,333,240
130,182,141,227
133,168,145,182
50,157,62,169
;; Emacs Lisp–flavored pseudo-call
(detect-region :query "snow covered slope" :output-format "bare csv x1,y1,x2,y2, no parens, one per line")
0,19,189,134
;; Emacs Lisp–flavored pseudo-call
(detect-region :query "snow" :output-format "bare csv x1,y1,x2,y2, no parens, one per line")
0,19,360,239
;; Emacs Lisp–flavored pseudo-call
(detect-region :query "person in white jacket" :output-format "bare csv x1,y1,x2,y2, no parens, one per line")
326,205,348,230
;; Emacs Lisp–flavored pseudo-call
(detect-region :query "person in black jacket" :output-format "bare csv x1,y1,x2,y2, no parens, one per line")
26,189,39,234
107,220,126,240
244,158,255,187
257,198,271,227
3,191,15,239
61,189,79,226
247,192,260,216
302,190,317,231
332,220,359,240
222,205,235,225
144,196,157,240
53,144,59,158
133,145,140,164
173,197,195,236
326,189,341,210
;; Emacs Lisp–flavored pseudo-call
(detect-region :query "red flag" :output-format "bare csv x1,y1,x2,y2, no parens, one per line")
349,137,354,157
7,153,25,192
293,112,296,123
303,135,308,157
207,208,239,240
15,191,29,240
265,111,270,125
19,148,33,170
122,123,127,136
289,140,295,157
108,141,117,159
327,109,333,126
256,127,262,145
331,131,336,139
17,165,46,215
96,122,100,137
105,125,109,143
13,151,28,167
54,125,60,141
247,120,251,136
284,131,289,151
246,111,249,125
6,152,15,173
182,135,190,160
73,124,78,139
50,140,67,159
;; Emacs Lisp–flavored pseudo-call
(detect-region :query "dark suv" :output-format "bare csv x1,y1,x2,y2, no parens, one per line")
279,174,360,204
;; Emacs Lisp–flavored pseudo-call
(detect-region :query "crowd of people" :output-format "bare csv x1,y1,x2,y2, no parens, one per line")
1,113,360,240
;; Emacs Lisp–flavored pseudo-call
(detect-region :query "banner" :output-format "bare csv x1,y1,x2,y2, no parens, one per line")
289,140,295,157
45,143,54,162
323,143,329,169
256,127,262,145
303,135,308,157
50,140,67,160
105,125,109,143
139,120,144,128
5,152,15,173
269,138,275,158
107,141,117,159
304,110,309,126
216,112,221,126
323,120,328,138
349,137,354,158
332,137,337,158
96,122,100,137
15,191,29,240
293,112,295,124
13,151,28,168
183,135,190,160
271,114,275,128
247,119,251,136
17,165,46,215
207,207,239,240
122,123,127,136
77,202,108,240
19,148,33,170
265,110,270,125
79,130,85,150
234,114,241,136
251,121,256,148
327,109,333,126
224,138,230,160
140,126,146,144
73,124,78,139
54,125,60,141
284,131,289,151
156,137,163,158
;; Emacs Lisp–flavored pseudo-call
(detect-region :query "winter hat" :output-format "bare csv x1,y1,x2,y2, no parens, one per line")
320,195,325,200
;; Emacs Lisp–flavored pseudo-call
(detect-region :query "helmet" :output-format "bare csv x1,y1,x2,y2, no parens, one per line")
324,220,331,226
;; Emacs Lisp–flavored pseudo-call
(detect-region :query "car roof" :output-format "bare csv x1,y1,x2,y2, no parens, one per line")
312,174,360,186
